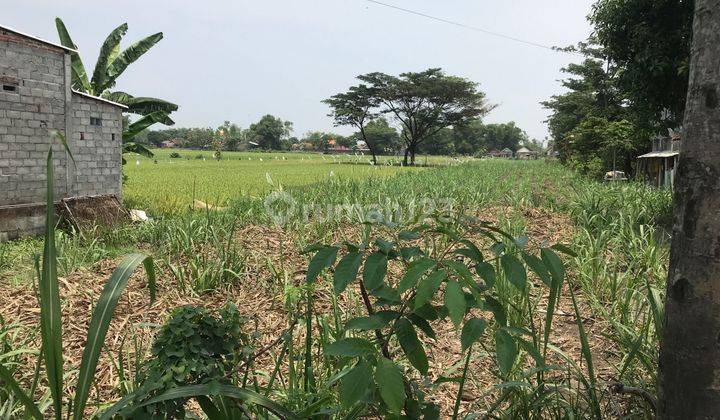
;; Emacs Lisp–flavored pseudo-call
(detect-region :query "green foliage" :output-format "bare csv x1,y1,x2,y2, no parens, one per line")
54,18,178,158
306,214,577,417
357,68,495,165
127,304,249,417
248,115,293,150
590,0,693,129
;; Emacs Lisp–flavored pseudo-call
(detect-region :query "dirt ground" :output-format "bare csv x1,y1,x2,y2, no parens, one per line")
0,207,632,417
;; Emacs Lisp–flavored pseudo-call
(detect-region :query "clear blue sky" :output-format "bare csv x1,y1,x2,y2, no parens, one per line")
5,0,594,140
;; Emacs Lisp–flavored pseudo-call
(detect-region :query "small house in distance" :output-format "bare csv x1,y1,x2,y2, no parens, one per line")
487,148,513,158
160,138,182,148
0,24,125,240
637,130,681,189
516,147,538,160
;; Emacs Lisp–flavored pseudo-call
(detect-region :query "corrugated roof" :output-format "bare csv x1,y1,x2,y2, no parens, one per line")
71,90,128,109
517,147,532,153
0,24,77,53
638,151,679,158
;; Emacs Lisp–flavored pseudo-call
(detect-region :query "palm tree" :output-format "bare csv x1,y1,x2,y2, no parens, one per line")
55,18,178,158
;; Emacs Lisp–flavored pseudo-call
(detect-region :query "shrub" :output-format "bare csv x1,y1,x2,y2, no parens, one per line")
128,304,250,418
169,152,181,159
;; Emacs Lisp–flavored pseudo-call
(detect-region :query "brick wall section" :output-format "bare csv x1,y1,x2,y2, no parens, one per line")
71,93,123,199
0,27,125,240
0,27,70,206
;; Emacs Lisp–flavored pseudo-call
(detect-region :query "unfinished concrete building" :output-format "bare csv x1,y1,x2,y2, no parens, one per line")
0,24,125,240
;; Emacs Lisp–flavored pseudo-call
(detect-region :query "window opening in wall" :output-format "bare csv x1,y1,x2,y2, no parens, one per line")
111,133,115,141
2,85,17,92
80,132,85,140
90,117,103,126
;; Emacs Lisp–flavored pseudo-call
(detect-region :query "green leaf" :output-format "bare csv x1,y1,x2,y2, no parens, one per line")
362,252,387,291
475,261,496,289
345,315,386,331
375,238,395,254
456,239,483,262
72,254,155,420
306,246,339,283
39,144,63,420
501,254,526,290
123,111,175,142
541,248,565,285
407,313,436,339
495,329,517,377
522,252,551,287
398,230,420,240
398,258,435,293
340,361,374,409
101,383,297,420
104,32,164,91
541,248,565,353
414,269,446,309
91,23,128,93
325,338,376,357
54,18,91,92
395,318,428,375
370,284,400,303
551,243,577,257
333,252,362,294
444,260,476,289
461,317,487,353
444,280,466,327
484,296,507,327
0,364,43,420
374,358,406,414
104,92,179,115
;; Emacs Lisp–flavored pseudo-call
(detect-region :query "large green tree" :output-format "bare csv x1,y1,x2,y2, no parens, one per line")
248,115,292,150
542,40,644,177
590,0,694,130
360,117,401,154
479,122,529,152
54,18,178,158
358,68,493,165
323,85,381,164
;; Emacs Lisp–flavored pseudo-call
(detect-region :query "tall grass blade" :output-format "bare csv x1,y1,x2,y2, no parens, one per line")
72,253,156,419
38,146,63,420
568,286,600,417
0,364,43,420
100,384,298,420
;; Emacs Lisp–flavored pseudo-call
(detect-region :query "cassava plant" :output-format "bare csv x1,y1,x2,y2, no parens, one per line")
302,212,576,417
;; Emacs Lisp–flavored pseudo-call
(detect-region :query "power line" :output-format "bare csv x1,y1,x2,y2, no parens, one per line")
363,0,574,54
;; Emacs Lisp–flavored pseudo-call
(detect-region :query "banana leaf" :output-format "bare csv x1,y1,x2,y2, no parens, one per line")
91,23,128,93
54,18,91,92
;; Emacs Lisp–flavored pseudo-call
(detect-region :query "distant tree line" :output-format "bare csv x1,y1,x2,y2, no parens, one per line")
141,115,537,157
543,0,693,178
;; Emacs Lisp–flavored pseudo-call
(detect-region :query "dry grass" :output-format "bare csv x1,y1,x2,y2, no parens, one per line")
0,207,629,417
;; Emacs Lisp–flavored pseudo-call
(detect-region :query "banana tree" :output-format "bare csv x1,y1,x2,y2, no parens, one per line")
55,18,178,159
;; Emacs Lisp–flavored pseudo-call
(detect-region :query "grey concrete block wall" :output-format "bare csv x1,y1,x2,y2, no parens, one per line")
0,28,70,206
70,93,122,199
0,27,125,239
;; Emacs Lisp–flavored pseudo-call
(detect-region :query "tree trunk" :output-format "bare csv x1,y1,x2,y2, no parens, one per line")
403,148,409,166
659,1,720,417
410,148,416,166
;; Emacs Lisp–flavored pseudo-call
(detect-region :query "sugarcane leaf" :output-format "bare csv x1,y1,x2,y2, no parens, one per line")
72,254,155,420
